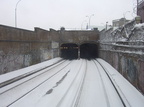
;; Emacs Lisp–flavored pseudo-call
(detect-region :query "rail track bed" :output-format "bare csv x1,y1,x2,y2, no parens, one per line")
0,58,144,107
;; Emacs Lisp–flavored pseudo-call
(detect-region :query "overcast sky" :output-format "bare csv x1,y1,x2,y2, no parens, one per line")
0,0,137,30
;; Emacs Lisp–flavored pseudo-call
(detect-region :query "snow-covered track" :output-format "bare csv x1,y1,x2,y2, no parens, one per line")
96,59,144,107
0,59,72,106
0,59,64,89
0,58,144,107
95,60,126,107
76,60,124,107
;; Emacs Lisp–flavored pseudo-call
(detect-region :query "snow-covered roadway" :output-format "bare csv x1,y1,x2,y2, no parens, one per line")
0,58,144,107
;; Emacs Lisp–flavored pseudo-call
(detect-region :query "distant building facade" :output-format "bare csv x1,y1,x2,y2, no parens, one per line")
137,0,144,22
112,18,130,28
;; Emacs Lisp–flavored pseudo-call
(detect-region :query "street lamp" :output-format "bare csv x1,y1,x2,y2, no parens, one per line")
86,14,94,29
15,0,22,27
106,22,108,30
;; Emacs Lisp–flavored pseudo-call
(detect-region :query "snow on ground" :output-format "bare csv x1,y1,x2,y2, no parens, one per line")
0,57,62,83
0,58,144,107
134,23,144,28
97,58,144,107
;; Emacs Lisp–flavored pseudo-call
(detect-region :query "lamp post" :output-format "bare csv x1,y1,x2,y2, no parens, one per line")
15,0,22,27
106,22,108,30
86,14,94,29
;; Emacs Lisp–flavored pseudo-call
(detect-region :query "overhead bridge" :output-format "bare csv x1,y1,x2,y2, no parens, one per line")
0,58,144,107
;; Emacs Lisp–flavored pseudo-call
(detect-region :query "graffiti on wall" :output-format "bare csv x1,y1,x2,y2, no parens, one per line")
0,42,55,74
138,60,144,93
120,56,138,86
39,48,53,62
24,54,31,67
0,50,23,74
0,44,32,75
126,58,137,83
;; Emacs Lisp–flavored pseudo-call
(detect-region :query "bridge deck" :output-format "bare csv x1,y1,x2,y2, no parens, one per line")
0,58,144,107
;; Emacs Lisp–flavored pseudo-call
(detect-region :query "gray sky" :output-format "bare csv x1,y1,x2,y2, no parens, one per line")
0,0,137,30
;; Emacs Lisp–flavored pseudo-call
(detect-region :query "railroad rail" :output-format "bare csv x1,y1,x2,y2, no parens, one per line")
0,58,144,107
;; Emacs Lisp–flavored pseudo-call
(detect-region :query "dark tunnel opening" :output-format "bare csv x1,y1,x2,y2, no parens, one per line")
60,43,78,60
80,43,99,60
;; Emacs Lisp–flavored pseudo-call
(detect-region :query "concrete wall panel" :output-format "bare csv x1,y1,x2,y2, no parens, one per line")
100,48,144,94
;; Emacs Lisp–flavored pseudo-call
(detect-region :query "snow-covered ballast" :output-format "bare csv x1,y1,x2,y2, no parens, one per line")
0,58,144,107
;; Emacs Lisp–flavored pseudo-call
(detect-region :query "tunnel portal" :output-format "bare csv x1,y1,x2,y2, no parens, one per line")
60,43,78,60
60,43,99,60
80,43,99,60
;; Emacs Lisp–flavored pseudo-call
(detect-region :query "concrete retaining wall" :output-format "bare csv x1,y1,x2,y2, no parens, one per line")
99,21,144,94
0,25,99,74
0,25,59,74
99,44,144,93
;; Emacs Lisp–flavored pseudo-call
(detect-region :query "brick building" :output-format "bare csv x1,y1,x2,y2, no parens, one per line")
137,0,144,22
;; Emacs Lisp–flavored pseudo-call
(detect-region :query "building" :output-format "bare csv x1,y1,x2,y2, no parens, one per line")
112,18,130,28
137,0,144,23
